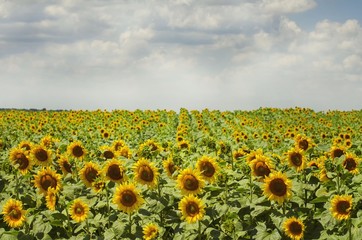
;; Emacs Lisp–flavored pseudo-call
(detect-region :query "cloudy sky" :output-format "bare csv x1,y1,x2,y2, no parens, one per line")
1,0,361,111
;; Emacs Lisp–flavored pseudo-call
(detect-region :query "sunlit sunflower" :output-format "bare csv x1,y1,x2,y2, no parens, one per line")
330,195,352,220
163,158,178,178
100,145,118,160
143,223,159,240
330,145,345,159
9,147,33,175
67,141,86,160
57,155,73,175
294,134,314,151
118,146,132,159
69,199,89,223
246,149,264,163
263,171,292,204
196,156,219,183
133,158,159,188
179,195,205,223
113,183,144,214
177,140,190,150
79,162,101,188
31,145,52,166
233,149,247,161
18,140,33,151
2,199,26,228
33,167,62,195
92,179,105,193
287,148,305,172
40,135,57,149
45,187,57,211
177,168,205,195
249,154,273,178
342,152,359,174
283,217,305,240
112,140,126,151
103,159,127,184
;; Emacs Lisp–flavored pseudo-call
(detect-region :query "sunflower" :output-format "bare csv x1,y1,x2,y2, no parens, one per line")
246,149,264,163
330,195,352,220
177,168,205,195
133,158,159,188
18,140,33,151
9,147,33,175
31,145,52,166
92,180,105,193
100,145,118,160
263,171,292,204
196,156,219,183
330,145,345,159
2,199,26,228
113,183,144,214
342,153,359,174
33,167,62,195
163,158,178,178
249,154,272,178
143,223,159,240
287,148,305,172
118,146,132,159
283,217,305,240
69,199,89,223
179,195,205,223
112,140,126,151
45,187,57,211
79,162,101,188
103,159,127,184
57,155,73,175
67,141,86,159
294,134,313,151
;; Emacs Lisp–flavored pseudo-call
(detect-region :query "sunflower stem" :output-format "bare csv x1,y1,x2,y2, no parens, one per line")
249,173,253,204
15,173,19,199
65,208,73,238
348,218,352,240
157,183,164,225
283,202,286,215
303,169,307,208
86,218,92,238
336,173,341,195
198,220,201,240
128,213,133,236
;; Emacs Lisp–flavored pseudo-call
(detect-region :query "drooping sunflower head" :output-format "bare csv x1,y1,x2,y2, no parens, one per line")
103,159,127,184
179,195,205,224
69,199,89,223
2,199,27,228
287,148,305,172
330,145,345,159
263,171,292,205
330,195,352,221
57,155,73,175
9,147,33,175
113,183,144,214
249,154,272,178
196,156,219,183
33,167,62,195
79,161,101,188
45,187,57,211
31,145,52,166
67,141,86,159
133,158,159,188
177,168,205,195
142,223,159,240
163,158,178,178
342,153,359,174
283,217,305,240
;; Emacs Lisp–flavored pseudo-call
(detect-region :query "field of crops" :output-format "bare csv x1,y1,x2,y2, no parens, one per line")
0,108,361,239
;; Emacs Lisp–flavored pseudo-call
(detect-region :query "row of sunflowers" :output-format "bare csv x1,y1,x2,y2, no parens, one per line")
0,108,361,239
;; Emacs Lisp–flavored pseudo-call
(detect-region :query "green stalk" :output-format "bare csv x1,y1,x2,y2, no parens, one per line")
348,218,352,240
198,220,201,240
128,213,133,236
157,183,164,225
65,208,73,237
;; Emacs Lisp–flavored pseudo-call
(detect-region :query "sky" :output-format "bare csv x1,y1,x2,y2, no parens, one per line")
1,0,362,111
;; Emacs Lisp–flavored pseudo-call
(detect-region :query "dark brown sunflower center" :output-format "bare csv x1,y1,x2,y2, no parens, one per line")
21,144,31,150
36,149,48,162
140,165,154,182
9,209,22,220
40,174,57,191
184,175,199,191
201,162,215,177
336,200,350,214
255,162,271,177
84,167,98,183
72,146,84,158
333,149,344,158
121,190,137,207
62,161,72,173
289,221,303,235
167,162,176,175
108,164,122,180
180,142,189,148
344,158,357,171
150,144,157,151
75,205,84,215
103,150,114,159
269,178,287,196
186,202,199,217
298,140,309,150
290,152,302,167
16,153,29,170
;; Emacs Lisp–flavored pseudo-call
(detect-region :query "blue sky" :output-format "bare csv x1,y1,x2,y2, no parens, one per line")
1,0,361,111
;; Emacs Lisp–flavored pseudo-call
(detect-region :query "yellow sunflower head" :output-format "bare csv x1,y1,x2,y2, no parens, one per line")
79,161,101,188
18,140,33,151
179,195,205,224
330,145,345,159
45,187,57,211
330,195,352,221
31,145,52,166
263,171,292,205
1,199,27,228
9,147,33,175
249,154,272,178
163,158,178,179
133,158,159,188
69,199,90,223
67,141,86,159
100,145,118,160
177,168,205,195
33,167,62,195
142,223,159,240
342,153,359,174
283,217,305,240
196,156,219,183
294,134,313,151
287,148,305,172
112,140,126,151
118,145,132,159
103,159,127,184
113,183,144,214
57,155,73,175
246,149,263,163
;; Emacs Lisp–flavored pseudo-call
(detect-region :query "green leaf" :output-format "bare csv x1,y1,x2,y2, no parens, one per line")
310,196,329,204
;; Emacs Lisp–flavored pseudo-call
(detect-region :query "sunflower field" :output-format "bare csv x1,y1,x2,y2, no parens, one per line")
0,108,361,240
